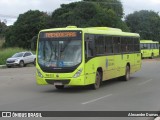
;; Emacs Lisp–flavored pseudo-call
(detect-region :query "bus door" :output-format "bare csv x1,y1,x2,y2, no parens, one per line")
84,34,95,84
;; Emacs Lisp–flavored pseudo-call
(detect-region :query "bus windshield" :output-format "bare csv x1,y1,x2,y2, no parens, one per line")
38,38,82,68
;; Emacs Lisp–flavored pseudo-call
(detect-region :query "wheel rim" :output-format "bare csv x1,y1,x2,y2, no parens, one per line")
20,61,24,67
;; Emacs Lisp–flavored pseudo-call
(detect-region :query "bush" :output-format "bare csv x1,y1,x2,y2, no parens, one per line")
0,47,26,65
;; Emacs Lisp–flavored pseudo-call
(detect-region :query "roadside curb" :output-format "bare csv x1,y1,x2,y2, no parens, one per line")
0,64,35,69
0,65,7,69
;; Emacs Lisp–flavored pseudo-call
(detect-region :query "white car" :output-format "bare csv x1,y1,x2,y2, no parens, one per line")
6,51,36,68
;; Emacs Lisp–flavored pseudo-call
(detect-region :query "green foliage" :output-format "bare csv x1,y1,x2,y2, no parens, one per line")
0,20,7,37
4,10,51,49
0,47,26,65
51,0,129,31
125,10,160,41
83,0,124,18
0,38,5,48
4,0,131,50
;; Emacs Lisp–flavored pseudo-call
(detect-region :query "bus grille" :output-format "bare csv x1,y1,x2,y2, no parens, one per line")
45,79,70,85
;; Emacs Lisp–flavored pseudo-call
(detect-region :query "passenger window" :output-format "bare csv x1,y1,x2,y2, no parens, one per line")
113,37,121,53
24,53,31,57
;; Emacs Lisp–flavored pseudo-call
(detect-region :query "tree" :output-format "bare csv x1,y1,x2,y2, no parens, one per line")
0,20,7,38
125,10,160,41
83,0,124,18
4,10,51,49
51,0,129,31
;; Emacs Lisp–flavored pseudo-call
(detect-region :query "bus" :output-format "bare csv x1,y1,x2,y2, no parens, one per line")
140,40,159,59
36,26,141,89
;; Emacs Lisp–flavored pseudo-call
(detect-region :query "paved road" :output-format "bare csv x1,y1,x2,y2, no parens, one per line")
0,60,160,120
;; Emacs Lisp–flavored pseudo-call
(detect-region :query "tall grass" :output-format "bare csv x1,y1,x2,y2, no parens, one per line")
0,47,27,65
0,38,5,48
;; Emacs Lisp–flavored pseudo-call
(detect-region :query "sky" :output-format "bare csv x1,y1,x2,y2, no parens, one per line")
0,0,160,25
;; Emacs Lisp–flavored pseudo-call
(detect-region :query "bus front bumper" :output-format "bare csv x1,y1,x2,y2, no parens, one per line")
36,75,85,86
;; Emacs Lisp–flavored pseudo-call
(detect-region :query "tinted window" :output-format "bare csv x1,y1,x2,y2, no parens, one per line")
95,35,105,55
24,52,31,57
113,37,121,53
105,36,113,54
134,38,140,52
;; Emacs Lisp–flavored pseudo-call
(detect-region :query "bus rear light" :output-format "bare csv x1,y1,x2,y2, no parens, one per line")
73,68,83,78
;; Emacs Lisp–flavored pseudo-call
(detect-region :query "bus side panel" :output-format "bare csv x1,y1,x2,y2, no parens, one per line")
129,53,137,74
115,54,135,76
84,57,107,85
85,55,131,83
84,56,116,84
134,53,142,72
114,53,141,77
153,49,159,57
141,49,152,58
84,59,96,85
114,54,125,77
103,56,115,80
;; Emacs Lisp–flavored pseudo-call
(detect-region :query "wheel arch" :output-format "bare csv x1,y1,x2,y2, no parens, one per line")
97,67,103,81
19,59,24,63
126,62,130,70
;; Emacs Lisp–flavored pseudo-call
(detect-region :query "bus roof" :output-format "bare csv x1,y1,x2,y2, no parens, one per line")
40,26,140,37
140,40,159,43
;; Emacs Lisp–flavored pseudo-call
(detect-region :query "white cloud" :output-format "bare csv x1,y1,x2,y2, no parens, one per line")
121,0,160,15
149,0,160,4
0,0,80,25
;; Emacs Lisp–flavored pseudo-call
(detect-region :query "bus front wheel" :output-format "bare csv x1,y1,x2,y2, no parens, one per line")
91,71,101,90
141,53,143,59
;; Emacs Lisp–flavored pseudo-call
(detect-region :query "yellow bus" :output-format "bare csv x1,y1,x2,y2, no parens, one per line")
36,26,141,89
140,40,159,59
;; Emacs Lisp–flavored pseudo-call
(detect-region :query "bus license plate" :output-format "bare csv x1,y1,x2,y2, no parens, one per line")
54,82,63,85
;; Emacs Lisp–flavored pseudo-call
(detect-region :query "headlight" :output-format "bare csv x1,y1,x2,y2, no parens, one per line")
37,69,43,78
15,59,19,62
73,68,83,78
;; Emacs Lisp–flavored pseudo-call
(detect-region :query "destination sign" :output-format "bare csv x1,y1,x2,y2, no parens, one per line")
45,32,77,38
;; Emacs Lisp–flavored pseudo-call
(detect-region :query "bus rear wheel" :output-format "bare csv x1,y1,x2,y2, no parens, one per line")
150,53,154,59
91,71,101,90
55,85,64,89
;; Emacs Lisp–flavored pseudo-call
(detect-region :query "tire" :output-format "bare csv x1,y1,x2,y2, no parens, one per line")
55,85,64,89
150,53,154,59
19,60,24,67
141,53,143,59
33,59,36,66
7,66,11,68
120,65,130,81
91,71,101,90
